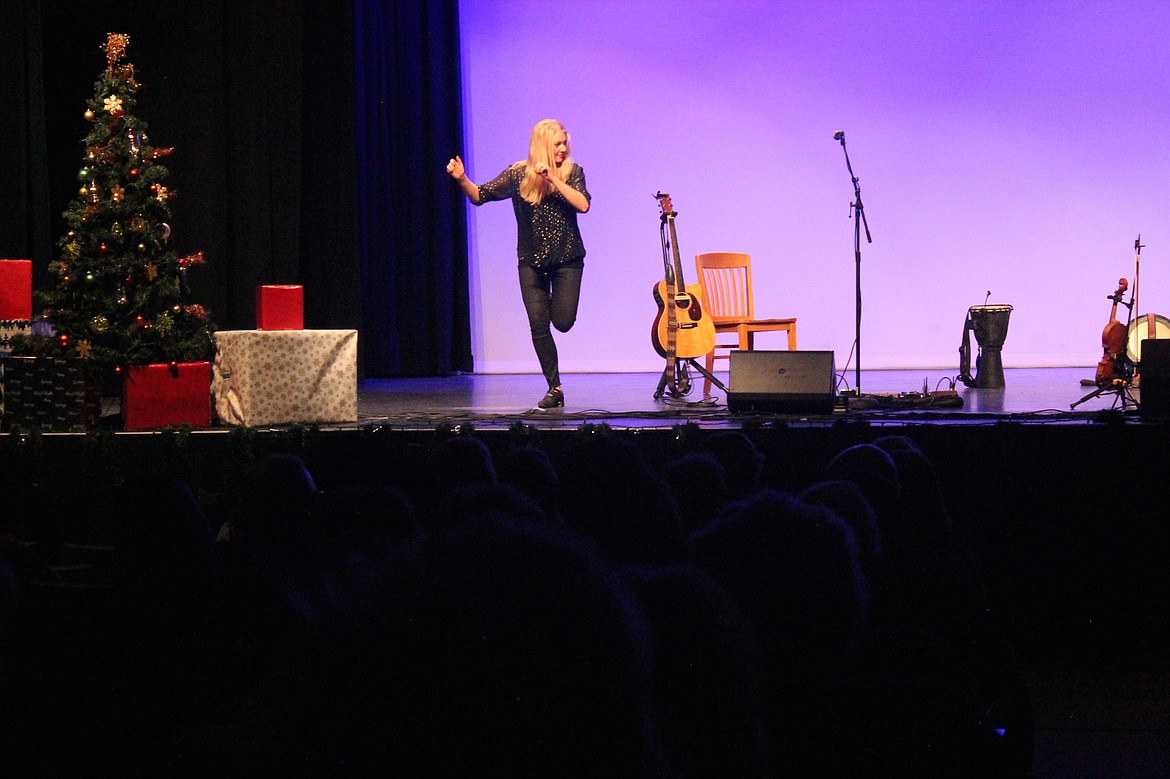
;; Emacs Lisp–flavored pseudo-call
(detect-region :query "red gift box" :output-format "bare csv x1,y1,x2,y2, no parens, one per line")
122,361,212,430
256,285,304,330
0,260,33,321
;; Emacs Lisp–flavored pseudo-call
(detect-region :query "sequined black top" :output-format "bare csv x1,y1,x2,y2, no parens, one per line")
476,163,590,268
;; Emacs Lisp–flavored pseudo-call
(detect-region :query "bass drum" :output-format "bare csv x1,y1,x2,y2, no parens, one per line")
1127,313,1170,363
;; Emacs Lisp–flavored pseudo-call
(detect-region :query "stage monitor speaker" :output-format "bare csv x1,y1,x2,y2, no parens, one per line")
727,350,836,414
1140,338,1170,415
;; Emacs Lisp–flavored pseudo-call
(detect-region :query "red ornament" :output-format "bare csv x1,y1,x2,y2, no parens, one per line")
128,168,140,181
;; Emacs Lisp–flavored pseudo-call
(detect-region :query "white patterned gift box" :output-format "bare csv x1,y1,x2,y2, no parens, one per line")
212,329,358,427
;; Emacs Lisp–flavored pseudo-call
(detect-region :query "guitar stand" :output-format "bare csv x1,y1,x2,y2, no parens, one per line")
653,357,729,400
1071,377,1139,411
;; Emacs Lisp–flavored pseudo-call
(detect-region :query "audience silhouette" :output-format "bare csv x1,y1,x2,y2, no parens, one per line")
0,430,1035,776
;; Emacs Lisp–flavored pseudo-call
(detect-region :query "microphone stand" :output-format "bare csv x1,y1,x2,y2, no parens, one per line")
835,132,872,395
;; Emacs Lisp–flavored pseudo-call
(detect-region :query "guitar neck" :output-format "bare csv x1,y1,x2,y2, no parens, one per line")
665,213,686,288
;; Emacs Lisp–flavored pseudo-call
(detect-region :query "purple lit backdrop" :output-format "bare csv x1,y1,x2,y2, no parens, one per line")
459,0,1169,379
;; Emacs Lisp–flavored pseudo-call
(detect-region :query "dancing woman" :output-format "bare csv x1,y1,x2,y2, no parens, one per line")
446,119,591,409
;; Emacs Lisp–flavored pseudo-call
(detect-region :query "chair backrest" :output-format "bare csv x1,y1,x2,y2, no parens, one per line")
695,252,754,320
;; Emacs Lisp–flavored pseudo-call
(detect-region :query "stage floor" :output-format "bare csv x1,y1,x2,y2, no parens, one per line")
356,366,1145,431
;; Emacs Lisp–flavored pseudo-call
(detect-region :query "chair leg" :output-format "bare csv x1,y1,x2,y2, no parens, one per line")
704,351,716,396
739,329,751,351
787,325,797,350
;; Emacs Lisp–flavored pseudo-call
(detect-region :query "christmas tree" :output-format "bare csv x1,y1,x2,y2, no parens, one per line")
15,32,214,375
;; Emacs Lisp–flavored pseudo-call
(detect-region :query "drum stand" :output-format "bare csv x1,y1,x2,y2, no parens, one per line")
1071,361,1139,410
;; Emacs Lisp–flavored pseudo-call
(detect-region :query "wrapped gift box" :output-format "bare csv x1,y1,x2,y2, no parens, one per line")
122,361,212,430
1,319,32,357
212,329,357,426
256,284,304,330
1,357,100,432
0,260,33,321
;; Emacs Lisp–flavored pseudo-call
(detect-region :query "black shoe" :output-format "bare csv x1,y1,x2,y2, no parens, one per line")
536,386,564,410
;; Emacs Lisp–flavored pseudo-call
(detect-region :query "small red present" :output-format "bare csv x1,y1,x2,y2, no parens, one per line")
256,285,304,330
0,260,33,321
122,361,212,430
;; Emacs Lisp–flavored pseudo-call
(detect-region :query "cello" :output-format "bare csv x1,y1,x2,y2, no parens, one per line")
1095,278,1129,386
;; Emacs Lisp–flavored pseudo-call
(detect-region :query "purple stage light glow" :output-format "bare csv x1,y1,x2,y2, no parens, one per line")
460,1,1170,375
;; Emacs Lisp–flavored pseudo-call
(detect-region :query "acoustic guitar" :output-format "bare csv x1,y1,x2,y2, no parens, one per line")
651,193,716,360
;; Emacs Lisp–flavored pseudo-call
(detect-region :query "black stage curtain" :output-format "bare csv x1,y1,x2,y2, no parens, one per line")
1,0,53,280
353,0,472,376
5,0,470,378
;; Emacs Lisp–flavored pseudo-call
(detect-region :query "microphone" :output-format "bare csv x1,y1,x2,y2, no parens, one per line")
833,131,845,141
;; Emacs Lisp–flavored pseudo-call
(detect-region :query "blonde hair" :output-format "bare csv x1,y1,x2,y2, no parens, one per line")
516,119,573,206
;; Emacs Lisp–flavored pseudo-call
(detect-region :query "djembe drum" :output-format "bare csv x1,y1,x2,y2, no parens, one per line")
959,304,1013,389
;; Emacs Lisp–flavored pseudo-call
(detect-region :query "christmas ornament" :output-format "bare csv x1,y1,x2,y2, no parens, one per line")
128,168,140,181
111,186,125,203
178,251,206,269
90,315,110,333
129,216,148,232
84,108,95,121
85,145,111,164
114,63,136,85
155,312,174,335
78,167,91,181
77,340,92,358
103,95,124,115
145,262,158,280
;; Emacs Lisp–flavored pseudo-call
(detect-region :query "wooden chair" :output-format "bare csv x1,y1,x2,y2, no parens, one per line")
694,252,797,396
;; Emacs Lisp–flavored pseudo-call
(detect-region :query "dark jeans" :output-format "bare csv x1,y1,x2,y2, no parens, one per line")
518,261,584,389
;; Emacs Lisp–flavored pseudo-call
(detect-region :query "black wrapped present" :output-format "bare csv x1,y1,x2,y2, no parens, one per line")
1,357,100,432
0,319,31,357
